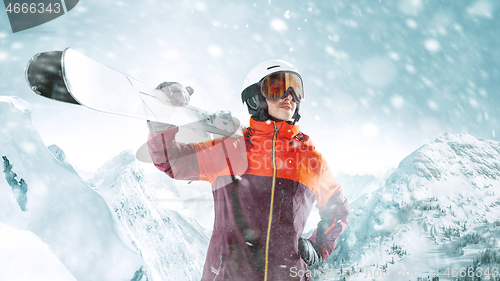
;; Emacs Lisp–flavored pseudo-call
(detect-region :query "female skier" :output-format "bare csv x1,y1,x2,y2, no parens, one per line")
147,60,349,281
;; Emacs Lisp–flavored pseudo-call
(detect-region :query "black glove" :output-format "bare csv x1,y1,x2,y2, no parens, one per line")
298,238,322,267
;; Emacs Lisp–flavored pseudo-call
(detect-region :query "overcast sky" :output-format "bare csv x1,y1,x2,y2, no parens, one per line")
1,0,498,176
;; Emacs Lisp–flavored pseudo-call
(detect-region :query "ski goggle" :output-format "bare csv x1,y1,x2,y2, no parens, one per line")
260,71,304,102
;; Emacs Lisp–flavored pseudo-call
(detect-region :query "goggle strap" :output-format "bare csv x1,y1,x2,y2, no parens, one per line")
247,96,259,110
286,87,300,103
242,83,261,104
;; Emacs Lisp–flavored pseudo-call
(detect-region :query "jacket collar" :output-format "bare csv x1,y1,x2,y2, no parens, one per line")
249,117,300,140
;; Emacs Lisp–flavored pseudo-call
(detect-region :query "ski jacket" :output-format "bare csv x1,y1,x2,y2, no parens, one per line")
147,118,349,281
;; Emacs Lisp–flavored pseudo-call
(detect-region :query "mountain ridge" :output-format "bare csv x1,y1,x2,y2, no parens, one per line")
319,132,500,280
0,96,144,280
91,149,210,281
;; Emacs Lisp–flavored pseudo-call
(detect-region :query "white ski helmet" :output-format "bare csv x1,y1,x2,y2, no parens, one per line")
241,59,303,123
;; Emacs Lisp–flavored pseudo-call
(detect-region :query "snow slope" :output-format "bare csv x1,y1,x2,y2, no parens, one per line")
0,96,144,280
90,151,210,281
336,172,387,203
0,223,77,281
317,133,500,280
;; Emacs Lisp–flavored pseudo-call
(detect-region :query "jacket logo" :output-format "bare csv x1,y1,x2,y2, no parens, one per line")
295,132,309,142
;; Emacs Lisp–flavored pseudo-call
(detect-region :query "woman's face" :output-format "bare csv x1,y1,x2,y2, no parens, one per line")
265,92,296,121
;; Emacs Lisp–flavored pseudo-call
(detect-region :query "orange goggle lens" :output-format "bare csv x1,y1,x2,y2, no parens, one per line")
261,72,303,102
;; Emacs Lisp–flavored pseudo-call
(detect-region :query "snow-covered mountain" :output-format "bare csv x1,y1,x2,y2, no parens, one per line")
90,150,210,281
0,96,214,281
318,133,500,280
0,222,77,281
0,96,145,280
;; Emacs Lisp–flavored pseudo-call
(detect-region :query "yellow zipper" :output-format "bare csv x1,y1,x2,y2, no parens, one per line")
264,121,279,281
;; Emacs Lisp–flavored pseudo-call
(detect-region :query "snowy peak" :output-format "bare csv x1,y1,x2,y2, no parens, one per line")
89,149,137,187
380,133,500,221
389,132,500,184
0,96,144,281
92,150,209,281
0,95,32,116
99,149,137,170
1,96,208,280
434,133,500,180
324,133,500,279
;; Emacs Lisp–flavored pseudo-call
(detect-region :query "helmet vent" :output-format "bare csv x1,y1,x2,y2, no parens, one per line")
267,65,280,70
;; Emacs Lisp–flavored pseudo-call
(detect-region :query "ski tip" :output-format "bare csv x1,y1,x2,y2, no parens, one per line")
25,50,79,105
